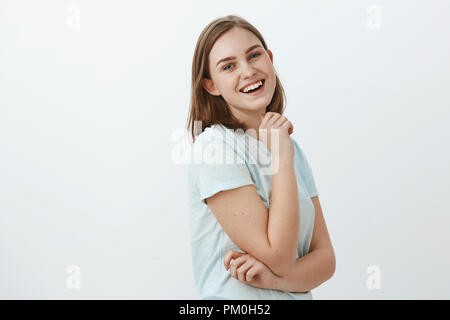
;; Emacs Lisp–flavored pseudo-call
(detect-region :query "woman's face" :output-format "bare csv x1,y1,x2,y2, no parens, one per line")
202,27,276,117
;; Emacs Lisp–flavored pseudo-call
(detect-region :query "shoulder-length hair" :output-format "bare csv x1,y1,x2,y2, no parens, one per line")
186,14,287,142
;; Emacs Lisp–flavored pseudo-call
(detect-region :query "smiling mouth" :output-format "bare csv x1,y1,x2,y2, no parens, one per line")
239,79,265,94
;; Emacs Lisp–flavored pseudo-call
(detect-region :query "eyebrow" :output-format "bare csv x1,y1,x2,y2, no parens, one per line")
215,44,262,68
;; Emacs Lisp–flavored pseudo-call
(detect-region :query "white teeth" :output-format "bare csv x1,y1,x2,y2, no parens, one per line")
242,80,262,93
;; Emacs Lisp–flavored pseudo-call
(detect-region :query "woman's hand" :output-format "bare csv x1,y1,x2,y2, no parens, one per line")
223,250,281,290
259,112,294,167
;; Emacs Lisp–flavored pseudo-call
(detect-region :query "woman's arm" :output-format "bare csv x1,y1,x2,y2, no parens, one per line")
225,196,336,292
206,156,300,277
266,156,300,274
273,196,336,292
273,248,335,292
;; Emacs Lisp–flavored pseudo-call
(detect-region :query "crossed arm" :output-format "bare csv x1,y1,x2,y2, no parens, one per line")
224,196,336,293
274,196,335,292
206,160,335,293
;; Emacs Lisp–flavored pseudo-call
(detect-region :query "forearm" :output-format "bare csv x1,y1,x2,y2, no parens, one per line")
266,158,299,276
273,249,336,293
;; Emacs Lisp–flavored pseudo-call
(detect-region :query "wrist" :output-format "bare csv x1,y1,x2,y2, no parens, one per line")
273,156,294,174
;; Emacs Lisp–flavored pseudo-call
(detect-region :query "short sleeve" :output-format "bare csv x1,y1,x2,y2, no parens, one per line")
291,138,319,198
191,132,255,205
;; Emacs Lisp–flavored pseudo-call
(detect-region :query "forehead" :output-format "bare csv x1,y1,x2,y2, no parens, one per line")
209,27,261,62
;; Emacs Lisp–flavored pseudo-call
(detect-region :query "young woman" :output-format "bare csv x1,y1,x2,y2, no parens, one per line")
186,15,335,300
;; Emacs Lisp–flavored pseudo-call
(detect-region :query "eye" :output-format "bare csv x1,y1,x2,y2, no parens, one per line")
222,52,261,71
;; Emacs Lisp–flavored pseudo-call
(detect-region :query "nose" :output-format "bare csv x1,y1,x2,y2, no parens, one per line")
240,61,257,79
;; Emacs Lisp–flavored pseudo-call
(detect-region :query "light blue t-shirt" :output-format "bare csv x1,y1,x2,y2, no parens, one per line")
186,123,319,300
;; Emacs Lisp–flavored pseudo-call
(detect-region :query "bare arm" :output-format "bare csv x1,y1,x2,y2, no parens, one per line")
266,157,300,274
273,196,336,292
206,157,299,277
273,248,335,292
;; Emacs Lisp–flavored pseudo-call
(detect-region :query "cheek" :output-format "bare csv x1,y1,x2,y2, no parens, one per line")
223,78,240,94
216,77,233,91
257,61,275,82
259,56,273,69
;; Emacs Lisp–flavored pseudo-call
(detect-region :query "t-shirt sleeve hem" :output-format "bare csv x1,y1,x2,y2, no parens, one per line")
200,179,254,205
307,184,319,198
309,191,319,198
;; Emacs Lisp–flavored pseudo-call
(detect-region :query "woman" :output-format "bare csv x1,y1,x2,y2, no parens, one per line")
186,14,335,300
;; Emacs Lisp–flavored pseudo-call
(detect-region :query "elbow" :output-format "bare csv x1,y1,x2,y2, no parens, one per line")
327,250,336,280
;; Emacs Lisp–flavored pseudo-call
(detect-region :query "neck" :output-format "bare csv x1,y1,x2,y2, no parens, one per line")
228,105,265,140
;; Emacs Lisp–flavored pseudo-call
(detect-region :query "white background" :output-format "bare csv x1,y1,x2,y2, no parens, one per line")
1,0,449,299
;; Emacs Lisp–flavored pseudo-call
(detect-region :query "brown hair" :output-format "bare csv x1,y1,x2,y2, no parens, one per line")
186,14,287,142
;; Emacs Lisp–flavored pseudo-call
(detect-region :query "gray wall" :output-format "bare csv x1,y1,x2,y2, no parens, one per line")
1,0,449,299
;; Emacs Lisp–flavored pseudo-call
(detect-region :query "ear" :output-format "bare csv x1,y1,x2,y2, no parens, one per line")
201,78,221,96
267,49,273,64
